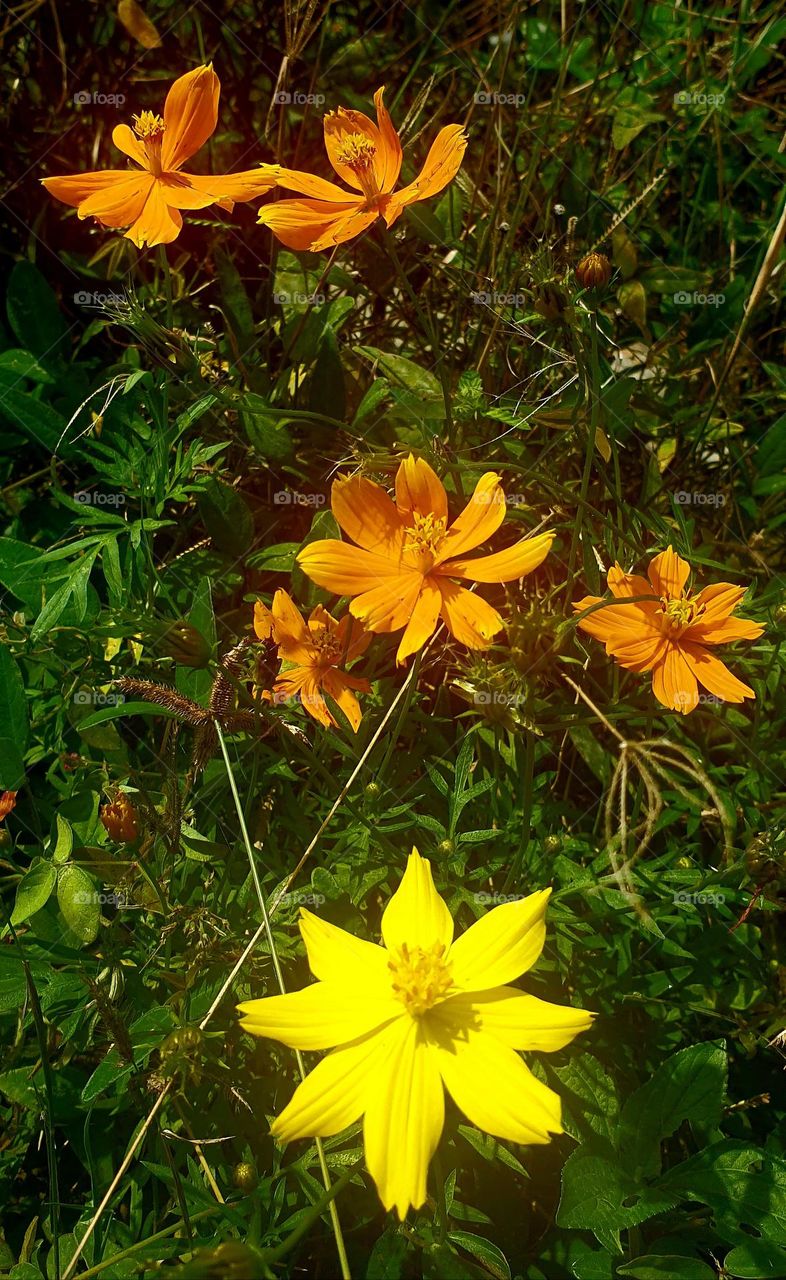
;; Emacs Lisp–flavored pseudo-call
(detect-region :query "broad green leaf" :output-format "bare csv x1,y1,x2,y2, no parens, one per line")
618,1258,716,1279
11,861,57,925
0,642,29,789
618,1040,727,1178
660,1140,786,1256
557,1152,678,1253
6,260,68,361
56,864,100,944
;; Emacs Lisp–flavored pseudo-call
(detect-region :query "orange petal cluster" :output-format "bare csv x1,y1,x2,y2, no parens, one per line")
41,65,278,247
574,547,763,714
256,87,466,250
296,455,553,664
255,589,371,731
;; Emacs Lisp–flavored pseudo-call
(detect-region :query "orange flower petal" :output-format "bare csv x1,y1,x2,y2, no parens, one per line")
692,582,746,621
309,204,379,250
159,168,277,210
254,600,275,641
441,530,553,584
686,616,764,645
334,611,373,662
395,454,448,522
382,123,467,226
112,123,149,167
608,567,656,601
331,473,405,555
257,197,363,250
651,645,698,714
373,87,402,192
437,579,503,649
321,669,364,732
574,593,661,644
350,573,424,634
298,675,335,728
298,539,405,595
271,589,311,651
605,632,667,672
681,642,755,703
323,104,384,193
161,64,220,171
42,170,136,208
648,547,691,598
436,472,505,562
76,173,153,228
396,579,442,664
272,166,351,202
125,182,182,247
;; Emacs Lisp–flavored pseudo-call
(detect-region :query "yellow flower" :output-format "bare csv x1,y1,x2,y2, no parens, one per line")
296,455,554,664
41,65,278,247
238,848,593,1218
254,588,371,732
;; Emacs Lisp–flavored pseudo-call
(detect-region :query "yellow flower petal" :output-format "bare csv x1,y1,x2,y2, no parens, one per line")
437,579,503,648
272,1023,397,1142
395,579,442,664
449,888,551,990
331,473,405,555
161,64,220,172
651,644,698,714
299,908,391,988
441,531,554,583
648,547,691,598
437,988,594,1051
680,643,755,703
436,472,505,562
297,539,404,594
381,847,453,952
321,668,365,732
350,573,425,633
238,981,401,1050
395,454,449,522
124,181,183,247
363,1017,444,1218
434,1027,562,1144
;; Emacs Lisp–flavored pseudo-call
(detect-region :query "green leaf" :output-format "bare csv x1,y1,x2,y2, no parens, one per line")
660,1140,786,1256
611,104,664,149
30,550,98,639
355,346,443,403
365,1228,410,1279
448,1232,512,1280
618,1258,716,1280
553,1052,620,1144
556,1153,678,1253
0,348,55,383
618,1040,727,1178
196,477,254,556
10,861,57,925
56,864,101,944
6,260,68,361
724,1240,786,1278
0,642,29,788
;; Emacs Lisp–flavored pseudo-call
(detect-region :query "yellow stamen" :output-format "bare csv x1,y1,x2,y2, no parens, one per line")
404,512,447,556
311,628,342,663
132,111,165,139
661,596,703,634
335,132,376,171
388,941,453,1017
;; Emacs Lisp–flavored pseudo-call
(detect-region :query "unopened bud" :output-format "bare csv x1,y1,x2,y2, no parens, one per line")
0,791,17,822
575,252,612,290
100,794,139,843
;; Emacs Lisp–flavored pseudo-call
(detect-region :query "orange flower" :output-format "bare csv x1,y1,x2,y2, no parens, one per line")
574,547,764,714
0,792,17,822
256,87,466,251
254,589,371,732
296,455,554,664
41,65,278,247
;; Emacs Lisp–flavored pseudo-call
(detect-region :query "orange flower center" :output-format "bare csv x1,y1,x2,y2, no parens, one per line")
133,111,166,175
335,132,379,201
310,627,343,665
404,512,447,561
388,941,453,1016
660,596,703,635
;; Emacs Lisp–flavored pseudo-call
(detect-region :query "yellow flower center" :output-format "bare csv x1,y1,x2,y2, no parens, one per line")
311,628,342,664
404,512,447,557
388,941,453,1016
132,111,165,139
660,596,703,634
336,132,376,171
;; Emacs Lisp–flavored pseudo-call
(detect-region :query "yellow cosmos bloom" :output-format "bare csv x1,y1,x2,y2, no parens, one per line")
296,455,554,664
256,86,467,251
574,547,764,714
238,847,593,1219
254,588,371,732
41,65,278,247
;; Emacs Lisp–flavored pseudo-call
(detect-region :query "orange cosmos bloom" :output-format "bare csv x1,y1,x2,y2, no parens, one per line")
0,792,17,822
41,65,278,248
256,86,467,251
574,547,764,714
296,455,554,664
254,589,371,732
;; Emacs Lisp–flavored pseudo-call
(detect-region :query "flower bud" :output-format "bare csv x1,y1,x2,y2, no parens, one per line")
575,252,612,290
100,794,139,843
233,1161,258,1192
0,791,17,823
